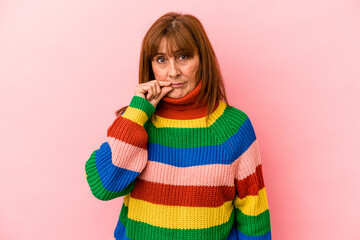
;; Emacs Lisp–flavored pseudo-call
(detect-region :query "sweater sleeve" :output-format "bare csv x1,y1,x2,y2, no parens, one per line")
85,95,156,201
231,115,272,239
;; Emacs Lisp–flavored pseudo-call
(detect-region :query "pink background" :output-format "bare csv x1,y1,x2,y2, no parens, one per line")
1,1,359,239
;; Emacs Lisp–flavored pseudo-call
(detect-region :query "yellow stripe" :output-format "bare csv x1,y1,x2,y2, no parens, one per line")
233,187,269,216
124,196,234,229
151,100,227,128
124,193,130,205
122,106,149,126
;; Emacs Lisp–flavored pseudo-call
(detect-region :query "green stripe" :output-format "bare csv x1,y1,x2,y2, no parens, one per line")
85,149,135,201
119,203,235,240
235,207,271,236
129,96,156,119
146,105,248,148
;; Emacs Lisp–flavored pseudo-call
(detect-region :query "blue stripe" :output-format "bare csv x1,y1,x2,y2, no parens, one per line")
225,117,257,162
114,218,131,240
95,142,139,192
226,225,238,239
237,230,272,240
147,117,256,167
147,142,227,167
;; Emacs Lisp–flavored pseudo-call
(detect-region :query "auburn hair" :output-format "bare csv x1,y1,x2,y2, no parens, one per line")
115,11,232,124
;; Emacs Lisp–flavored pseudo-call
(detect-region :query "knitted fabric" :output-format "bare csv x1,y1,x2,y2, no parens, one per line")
85,81,272,240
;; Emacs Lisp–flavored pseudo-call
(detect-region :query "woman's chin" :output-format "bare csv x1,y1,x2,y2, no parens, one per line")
165,91,184,99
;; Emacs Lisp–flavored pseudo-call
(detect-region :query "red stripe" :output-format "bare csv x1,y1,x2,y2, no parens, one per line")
130,178,235,207
235,164,265,199
155,100,219,120
107,116,148,149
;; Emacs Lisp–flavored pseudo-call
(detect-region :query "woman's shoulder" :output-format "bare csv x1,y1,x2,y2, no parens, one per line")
210,101,255,141
220,100,250,125
218,101,258,144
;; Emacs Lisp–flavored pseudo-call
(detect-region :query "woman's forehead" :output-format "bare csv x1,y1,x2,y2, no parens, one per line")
157,38,178,53
155,37,192,56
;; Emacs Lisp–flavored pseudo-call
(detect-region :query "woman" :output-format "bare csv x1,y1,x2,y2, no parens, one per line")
85,11,272,240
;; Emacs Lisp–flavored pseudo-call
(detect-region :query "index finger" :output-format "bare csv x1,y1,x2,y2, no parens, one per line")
158,80,172,86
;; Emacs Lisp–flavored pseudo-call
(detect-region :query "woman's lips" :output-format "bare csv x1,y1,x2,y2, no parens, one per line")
171,83,185,88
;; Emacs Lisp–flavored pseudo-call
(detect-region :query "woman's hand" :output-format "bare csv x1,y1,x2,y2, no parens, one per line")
134,80,174,108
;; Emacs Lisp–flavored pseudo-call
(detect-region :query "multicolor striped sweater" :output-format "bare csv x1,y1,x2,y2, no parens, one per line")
85,81,272,240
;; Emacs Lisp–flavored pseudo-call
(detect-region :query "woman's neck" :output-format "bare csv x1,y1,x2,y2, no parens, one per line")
154,80,213,120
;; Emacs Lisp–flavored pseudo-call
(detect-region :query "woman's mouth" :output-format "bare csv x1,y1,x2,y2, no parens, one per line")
171,83,185,88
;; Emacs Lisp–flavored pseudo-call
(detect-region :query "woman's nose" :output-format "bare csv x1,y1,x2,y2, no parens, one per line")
168,60,180,78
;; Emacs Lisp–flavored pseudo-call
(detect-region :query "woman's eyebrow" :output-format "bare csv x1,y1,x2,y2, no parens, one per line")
155,49,186,55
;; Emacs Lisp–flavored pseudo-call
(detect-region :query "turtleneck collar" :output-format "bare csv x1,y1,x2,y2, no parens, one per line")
154,80,219,120
159,80,203,110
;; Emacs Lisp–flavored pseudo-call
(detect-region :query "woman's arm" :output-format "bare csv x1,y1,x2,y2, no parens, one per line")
85,95,155,201
232,115,272,239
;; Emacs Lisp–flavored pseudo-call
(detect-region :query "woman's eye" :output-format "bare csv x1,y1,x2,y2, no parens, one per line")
156,57,166,63
155,55,188,63
179,54,188,60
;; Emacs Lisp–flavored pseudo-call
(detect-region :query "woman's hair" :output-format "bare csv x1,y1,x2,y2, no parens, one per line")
115,11,231,124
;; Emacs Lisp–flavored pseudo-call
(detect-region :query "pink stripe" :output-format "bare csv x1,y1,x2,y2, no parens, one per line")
107,136,147,173
232,139,262,180
138,160,235,186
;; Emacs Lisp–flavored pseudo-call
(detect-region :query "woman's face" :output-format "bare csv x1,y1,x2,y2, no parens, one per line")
151,37,200,99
